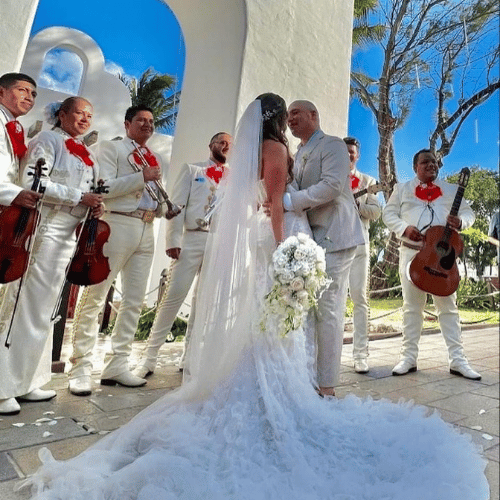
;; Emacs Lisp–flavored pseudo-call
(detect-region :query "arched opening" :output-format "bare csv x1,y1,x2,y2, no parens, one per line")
38,47,84,94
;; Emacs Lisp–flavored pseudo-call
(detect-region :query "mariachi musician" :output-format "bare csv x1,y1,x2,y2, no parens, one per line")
69,104,171,396
0,73,41,211
0,96,103,415
383,148,480,380
343,137,381,375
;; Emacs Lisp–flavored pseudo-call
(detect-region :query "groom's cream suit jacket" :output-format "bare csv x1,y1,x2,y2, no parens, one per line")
289,130,364,252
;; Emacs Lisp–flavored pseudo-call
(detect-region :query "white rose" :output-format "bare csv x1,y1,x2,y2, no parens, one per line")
290,277,305,291
297,232,309,244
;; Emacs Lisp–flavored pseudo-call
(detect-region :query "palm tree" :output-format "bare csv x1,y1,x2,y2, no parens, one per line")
352,0,385,48
120,68,180,134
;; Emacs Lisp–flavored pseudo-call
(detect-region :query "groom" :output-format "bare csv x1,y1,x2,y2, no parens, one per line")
285,100,364,397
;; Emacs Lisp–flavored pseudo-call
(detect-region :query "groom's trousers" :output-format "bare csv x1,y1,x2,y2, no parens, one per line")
316,246,356,387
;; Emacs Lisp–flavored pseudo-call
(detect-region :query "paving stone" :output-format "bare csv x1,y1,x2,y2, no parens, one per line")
0,453,18,482
10,434,102,476
471,383,500,399
420,377,489,397
485,461,499,500
381,385,449,405
0,418,89,453
0,480,31,499
458,407,500,437
89,388,169,412
429,392,498,418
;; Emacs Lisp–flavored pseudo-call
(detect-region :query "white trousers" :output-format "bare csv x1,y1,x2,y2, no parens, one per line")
399,247,467,366
70,213,155,379
137,230,207,371
0,207,80,398
316,246,356,387
348,244,370,360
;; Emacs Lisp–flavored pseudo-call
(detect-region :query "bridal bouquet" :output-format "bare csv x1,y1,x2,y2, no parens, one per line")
261,233,329,337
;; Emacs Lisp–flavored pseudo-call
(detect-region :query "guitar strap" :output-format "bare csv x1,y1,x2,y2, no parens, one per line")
418,203,436,234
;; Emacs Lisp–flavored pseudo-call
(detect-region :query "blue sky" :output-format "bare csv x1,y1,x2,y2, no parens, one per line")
31,0,498,183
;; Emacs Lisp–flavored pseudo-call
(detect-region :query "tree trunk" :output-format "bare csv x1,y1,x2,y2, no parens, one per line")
370,232,400,294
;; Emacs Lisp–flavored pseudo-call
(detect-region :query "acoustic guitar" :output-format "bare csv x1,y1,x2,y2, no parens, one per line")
408,168,470,297
353,182,387,200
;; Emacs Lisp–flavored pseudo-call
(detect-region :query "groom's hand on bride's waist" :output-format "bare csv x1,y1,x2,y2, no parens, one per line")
261,201,287,216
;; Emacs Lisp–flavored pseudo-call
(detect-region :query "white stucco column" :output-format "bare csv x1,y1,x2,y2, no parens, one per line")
165,0,354,179
0,0,39,71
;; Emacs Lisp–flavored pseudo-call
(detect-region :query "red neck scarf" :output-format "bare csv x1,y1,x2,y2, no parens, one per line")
133,147,158,167
206,163,226,184
5,120,27,159
350,173,360,190
415,182,442,202
65,138,94,167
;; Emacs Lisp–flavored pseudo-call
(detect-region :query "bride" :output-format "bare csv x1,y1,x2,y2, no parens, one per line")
23,94,488,500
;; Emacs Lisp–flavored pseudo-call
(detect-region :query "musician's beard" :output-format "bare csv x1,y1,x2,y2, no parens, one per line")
212,150,227,164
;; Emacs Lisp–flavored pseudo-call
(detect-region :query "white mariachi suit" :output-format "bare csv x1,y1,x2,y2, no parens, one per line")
0,105,24,205
348,168,381,361
288,131,365,387
0,128,98,399
136,160,226,373
70,137,164,380
382,177,475,368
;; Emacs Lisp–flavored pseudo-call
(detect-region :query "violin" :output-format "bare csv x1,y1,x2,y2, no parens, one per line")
0,158,46,283
66,180,111,286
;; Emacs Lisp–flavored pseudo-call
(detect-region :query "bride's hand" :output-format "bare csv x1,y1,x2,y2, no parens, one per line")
262,201,271,217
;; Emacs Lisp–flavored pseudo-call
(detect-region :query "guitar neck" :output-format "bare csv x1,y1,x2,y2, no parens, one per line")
449,185,465,218
353,188,368,200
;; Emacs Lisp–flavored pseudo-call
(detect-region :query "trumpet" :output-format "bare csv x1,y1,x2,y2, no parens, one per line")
196,193,222,229
128,141,183,219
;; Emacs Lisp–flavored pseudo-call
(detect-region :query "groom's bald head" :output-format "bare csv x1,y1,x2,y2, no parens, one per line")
287,100,320,144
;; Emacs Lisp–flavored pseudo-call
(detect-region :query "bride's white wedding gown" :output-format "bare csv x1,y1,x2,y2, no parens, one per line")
23,101,488,499
23,185,488,500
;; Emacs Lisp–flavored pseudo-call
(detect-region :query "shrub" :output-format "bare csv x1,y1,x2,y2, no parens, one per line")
456,278,498,310
104,307,188,341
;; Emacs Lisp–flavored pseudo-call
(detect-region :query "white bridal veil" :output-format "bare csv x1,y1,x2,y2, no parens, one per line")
181,99,263,399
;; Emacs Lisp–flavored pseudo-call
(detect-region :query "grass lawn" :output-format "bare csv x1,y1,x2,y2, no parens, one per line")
346,297,499,333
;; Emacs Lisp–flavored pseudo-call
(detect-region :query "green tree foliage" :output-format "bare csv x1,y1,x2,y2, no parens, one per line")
352,0,386,48
446,167,499,276
120,68,179,133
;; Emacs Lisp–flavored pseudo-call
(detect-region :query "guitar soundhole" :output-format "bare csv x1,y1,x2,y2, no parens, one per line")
439,247,456,271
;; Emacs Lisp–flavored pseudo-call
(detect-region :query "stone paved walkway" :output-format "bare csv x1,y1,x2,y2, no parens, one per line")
0,325,498,499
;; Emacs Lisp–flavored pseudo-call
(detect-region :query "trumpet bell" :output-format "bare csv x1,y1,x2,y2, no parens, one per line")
195,217,209,229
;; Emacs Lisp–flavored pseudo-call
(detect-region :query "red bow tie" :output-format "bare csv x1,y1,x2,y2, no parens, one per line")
133,147,158,167
206,163,226,184
5,120,27,159
65,138,94,167
415,182,442,202
350,173,360,190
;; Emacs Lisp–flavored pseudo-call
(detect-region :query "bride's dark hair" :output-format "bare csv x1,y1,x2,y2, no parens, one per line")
256,93,294,182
